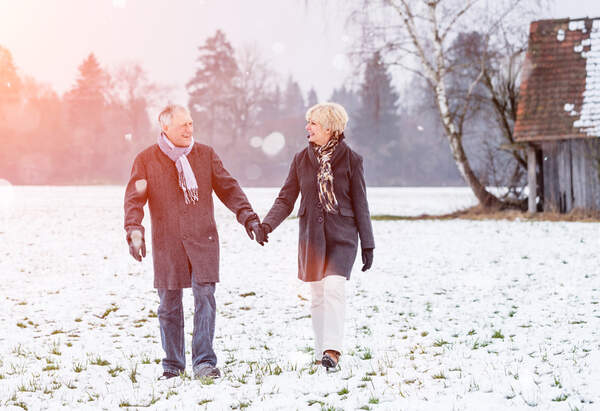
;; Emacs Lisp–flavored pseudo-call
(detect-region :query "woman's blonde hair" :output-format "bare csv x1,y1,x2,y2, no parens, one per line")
305,102,348,136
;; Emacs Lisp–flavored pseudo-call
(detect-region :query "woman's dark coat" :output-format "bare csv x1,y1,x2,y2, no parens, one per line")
263,139,375,282
124,143,256,289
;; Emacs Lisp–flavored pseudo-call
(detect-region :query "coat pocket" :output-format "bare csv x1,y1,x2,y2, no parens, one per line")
298,203,307,217
339,206,355,217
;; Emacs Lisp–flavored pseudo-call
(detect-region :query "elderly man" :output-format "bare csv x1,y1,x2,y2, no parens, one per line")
124,104,265,380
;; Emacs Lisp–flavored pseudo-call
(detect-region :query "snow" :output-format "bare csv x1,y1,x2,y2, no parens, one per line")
568,21,586,32
0,186,598,410
569,19,600,137
557,29,565,42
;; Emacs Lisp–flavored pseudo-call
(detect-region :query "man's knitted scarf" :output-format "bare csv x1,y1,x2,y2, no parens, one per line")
157,133,198,205
314,135,340,214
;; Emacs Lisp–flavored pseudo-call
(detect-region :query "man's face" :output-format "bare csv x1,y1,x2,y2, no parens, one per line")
163,109,193,147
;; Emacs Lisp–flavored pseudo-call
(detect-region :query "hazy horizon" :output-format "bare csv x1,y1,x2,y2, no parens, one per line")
2,0,599,104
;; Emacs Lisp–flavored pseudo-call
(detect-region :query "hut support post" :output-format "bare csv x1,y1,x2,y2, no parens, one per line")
528,145,537,213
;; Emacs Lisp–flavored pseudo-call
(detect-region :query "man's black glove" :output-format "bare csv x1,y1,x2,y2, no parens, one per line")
127,229,146,262
361,248,373,272
245,216,266,246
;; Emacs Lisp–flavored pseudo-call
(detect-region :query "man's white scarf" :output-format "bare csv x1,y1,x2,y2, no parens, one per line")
157,133,198,204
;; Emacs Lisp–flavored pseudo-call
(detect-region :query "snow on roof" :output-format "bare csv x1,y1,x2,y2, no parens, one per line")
572,20,600,137
514,17,600,142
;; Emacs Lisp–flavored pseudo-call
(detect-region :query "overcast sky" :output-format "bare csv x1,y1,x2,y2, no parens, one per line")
1,0,599,105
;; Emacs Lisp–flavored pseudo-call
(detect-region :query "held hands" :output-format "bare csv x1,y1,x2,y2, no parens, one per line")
245,217,268,246
127,229,146,262
361,248,374,272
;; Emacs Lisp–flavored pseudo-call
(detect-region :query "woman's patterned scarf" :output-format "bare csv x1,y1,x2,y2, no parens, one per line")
314,135,340,214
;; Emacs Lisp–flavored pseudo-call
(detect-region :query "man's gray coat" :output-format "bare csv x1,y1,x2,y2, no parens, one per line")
263,140,375,282
124,143,256,289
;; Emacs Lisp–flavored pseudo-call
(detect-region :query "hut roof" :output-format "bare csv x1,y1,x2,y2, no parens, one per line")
514,17,600,142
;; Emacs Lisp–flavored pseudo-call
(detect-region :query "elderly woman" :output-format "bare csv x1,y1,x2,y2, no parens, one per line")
261,102,375,370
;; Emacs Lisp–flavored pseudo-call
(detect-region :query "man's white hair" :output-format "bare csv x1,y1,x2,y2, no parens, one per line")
158,104,189,129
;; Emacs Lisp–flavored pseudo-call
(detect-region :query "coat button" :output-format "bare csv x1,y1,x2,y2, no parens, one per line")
318,216,323,223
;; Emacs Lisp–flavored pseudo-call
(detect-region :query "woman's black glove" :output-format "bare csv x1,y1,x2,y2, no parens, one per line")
361,248,374,272
260,223,272,243
245,216,266,246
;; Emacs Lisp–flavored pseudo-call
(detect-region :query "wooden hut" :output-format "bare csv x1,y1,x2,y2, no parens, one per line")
514,17,600,213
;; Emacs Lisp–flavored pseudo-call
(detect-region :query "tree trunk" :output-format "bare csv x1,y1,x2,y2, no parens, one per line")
433,77,503,209
448,133,504,209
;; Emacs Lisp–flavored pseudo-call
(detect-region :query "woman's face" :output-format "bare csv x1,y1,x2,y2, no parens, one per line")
306,118,331,146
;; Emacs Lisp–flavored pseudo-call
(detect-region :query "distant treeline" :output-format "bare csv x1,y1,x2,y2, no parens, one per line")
0,33,464,186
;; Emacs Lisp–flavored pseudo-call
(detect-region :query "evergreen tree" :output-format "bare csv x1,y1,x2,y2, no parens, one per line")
354,51,402,185
0,45,22,111
258,84,281,122
306,87,318,108
281,76,306,153
187,30,239,147
0,45,23,180
283,76,305,117
64,53,109,130
63,53,111,181
329,86,360,140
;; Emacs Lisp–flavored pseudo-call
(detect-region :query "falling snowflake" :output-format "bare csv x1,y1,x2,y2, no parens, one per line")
417,125,424,131
557,29,565,42
112,0,126,8
262,132,285,156
332,54,349,71
271,42,286,54
249,136,263,148
134,179,147,195
124,133,132,142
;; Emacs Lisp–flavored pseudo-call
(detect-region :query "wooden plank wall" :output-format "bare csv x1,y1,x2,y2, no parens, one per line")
542,139,600,212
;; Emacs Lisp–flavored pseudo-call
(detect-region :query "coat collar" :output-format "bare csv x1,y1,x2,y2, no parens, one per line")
306,135,348,168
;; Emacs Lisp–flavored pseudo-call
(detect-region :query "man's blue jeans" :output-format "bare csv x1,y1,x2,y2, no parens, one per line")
157,282,217,375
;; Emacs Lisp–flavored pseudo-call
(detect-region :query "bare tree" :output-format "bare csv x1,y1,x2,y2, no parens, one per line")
111,63,170,141
232,46,277,143
349,0,548,208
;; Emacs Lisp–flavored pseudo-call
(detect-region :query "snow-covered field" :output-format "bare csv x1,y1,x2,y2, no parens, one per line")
0,186,598,410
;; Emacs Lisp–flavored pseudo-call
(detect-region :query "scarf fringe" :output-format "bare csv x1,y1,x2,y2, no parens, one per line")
179,171,199,205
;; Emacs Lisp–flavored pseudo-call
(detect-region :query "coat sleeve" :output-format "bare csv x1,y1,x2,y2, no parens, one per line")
350,155,375,249
263,154,300,231
209,147,257,225
124,153,148,238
